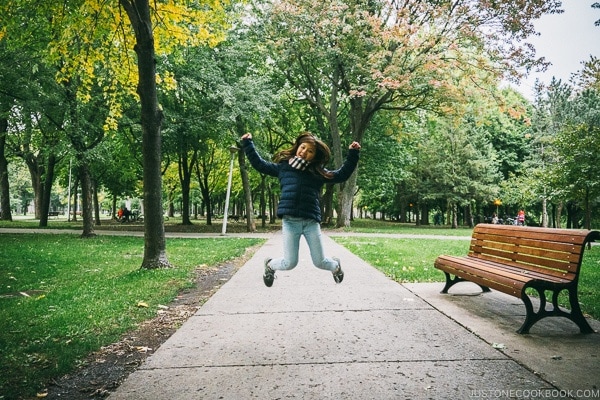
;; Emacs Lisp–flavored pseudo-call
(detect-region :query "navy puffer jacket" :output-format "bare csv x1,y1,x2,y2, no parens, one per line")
242,138,360,223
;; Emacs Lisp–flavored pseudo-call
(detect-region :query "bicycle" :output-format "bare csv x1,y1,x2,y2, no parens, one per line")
130,210,143,222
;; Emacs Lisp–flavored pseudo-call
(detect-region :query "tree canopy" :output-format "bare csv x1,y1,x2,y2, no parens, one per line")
1,0,599,238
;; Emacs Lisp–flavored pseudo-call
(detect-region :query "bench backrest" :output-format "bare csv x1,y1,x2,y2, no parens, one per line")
469,224,599,281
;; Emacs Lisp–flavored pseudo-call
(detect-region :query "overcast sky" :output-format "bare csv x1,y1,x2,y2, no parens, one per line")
514,0,599,99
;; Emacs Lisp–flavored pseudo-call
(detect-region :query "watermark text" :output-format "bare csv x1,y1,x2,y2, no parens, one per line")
470,389,600,398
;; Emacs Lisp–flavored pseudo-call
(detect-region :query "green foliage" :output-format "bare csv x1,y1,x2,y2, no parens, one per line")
552,88,600,227
1,0,599,240
0,234,263,398
420,114,502,205
356,120,412,214
509,81,600,227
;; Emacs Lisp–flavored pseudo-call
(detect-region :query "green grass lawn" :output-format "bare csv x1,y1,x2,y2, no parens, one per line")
0,214,281,234
333,218,475,236
0,233,263,399
333,236,470,282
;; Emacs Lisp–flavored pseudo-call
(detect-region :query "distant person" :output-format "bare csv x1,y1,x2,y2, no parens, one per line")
434,211,442,225
517,209,525,226
241,131,361,287
122,207,131,222
492,213,499,224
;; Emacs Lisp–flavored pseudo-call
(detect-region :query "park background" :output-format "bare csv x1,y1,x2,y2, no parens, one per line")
1,0,600,398
1,0,599,239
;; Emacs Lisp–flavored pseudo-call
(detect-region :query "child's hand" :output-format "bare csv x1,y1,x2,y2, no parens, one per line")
242,133,252,140
349,141,361,150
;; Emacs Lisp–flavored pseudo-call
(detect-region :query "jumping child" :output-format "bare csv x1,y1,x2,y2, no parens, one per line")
241,132,361,287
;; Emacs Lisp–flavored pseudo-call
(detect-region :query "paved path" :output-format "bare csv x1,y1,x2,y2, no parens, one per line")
99,232,600,400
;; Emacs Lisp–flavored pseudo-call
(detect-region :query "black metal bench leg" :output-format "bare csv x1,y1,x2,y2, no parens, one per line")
440,272,459,293
566,289,595,334
517,291,541,334
518,287,595,334
440,272,490,294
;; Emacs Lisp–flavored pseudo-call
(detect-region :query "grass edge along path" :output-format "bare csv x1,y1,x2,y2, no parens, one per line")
0,233,264,400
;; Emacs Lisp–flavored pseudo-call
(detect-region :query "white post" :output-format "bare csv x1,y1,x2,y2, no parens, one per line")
67,159,72,221
221,146,239,235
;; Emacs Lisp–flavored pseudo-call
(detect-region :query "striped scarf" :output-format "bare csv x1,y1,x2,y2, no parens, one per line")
289,156,310,171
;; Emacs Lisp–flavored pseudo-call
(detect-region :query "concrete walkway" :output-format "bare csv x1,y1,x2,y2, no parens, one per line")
104,232,600,400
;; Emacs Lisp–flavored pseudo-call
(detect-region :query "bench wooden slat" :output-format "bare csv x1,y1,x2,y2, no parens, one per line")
473,224,591,243
436,255,564,292
469,247,580,277
470,233,584,275
472,235,584,255
434,224,599,334
436,255,574,286
473,252,580,276
435,256,526,296
439,257,531,289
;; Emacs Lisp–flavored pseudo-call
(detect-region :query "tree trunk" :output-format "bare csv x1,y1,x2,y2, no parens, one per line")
333,110,367,228
415,202,421,227
112,194,118,220
238,148,256,232
566,202,575,229
79,162,96,237
398,203,404,223
269,189,277,224
71,178,79,222
584,188,591,230
0,116,12,221
452,202,458,229
322,183,334,225
198,169,212,225
180,177,191,224
121,0,169,269
336,168,358,228
466,203,474,228
258,175,266,228
556,201,563,229
25,161,43,219
93,180,101,226
38,154,57,228
179,150,194,225
421,203,430,225
541,196,548,228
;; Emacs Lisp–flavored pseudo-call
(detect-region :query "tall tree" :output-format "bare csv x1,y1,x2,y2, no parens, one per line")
553,88,600,230
6,94,67,224
2,0,230,267
0,17,67,225
0,113,10,221
119,0,172,267
518,79,573,227
256,0,562,227
161,45,231,226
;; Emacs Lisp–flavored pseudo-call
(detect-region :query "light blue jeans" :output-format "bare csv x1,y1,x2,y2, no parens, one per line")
269,216,339,272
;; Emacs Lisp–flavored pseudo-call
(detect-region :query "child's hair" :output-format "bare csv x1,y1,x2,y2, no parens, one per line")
273,132,333,178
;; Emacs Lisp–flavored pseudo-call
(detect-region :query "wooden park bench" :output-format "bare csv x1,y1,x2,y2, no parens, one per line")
434,224,599,334
47,211,60,218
